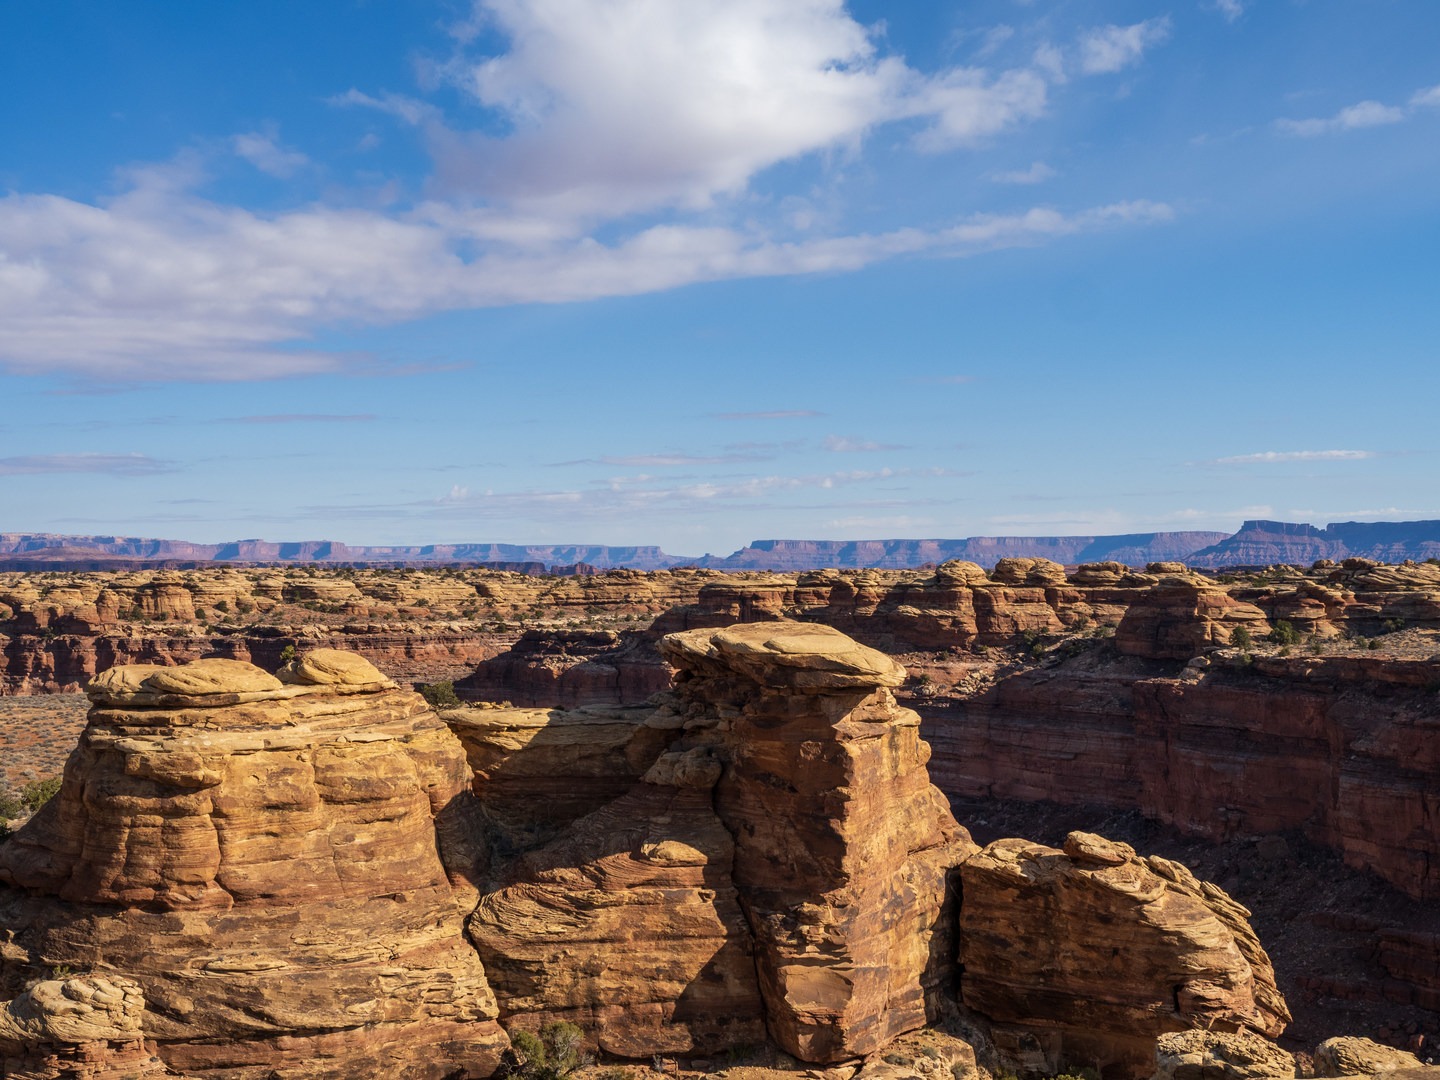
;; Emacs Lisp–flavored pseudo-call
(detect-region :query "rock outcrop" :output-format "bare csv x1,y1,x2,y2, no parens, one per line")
660,622,975,1063
959,832,1288,1077
1314,1036,1424,1076
467,748,767,1056
0,651,508,1079
442,702,673,852
1153,1030,1296,1080
0,975,178,1079
1114,573,1270,659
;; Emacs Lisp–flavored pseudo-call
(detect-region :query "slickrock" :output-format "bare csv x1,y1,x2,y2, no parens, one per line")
441,702,675,851
0,975,178,1079
467,747,767,1056
958,831,1289,1078
1154,1030,1296,1080
1314,1037,1424,1076
660,622,975,1064
0,649,508,1079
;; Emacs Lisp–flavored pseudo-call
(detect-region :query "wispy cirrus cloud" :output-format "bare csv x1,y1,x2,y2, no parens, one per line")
231,131,310,178
1277,83,1440,136
989,161,1056,185
0,453,177,476
1076,18,1172,76
299,465,971,526
549,451,773,467
823,435,908,453
1211,449,1376,465
222,413,379,424
712,410,825,421
1211,0,1245,23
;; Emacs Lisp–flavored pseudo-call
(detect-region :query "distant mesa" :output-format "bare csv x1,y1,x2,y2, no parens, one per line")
3,518,1440,572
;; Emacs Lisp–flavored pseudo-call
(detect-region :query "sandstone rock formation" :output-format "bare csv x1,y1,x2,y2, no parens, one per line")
467,747,767,1056
660,622,975,1063
0,975,178,1079
455,629,671,708
1153,1030,1296,1080
1314,1036,1424,1076
0,650,508,1079
1115,572,1270,659
441,701,675,852
959,832,1288,1076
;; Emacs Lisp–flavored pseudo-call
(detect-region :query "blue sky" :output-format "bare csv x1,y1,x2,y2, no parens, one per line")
2,0,1437,557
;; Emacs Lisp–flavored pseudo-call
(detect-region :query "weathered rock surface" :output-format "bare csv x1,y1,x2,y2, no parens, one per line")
1153,1030,1296,1080
929,645,1440,903
0,975,179,1079
0,650,508,1079
441,701,676,852
959,832,1288,1077
1115,573,1270,659
661,622,975,1063
467,748,767,1056
1315,1036,1424,1076
455,629,671,708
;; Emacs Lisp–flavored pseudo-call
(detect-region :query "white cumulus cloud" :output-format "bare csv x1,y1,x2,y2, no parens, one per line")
0,0,1180,383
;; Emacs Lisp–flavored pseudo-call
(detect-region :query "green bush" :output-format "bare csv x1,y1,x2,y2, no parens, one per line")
420,681,461,709
507,1022,585,1080
278,644,297,666
21,776,62,811
1228,626,1253,649
1266,620,1301,646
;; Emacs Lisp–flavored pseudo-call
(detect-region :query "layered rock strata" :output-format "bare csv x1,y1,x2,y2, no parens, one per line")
0,651,508,1079
442,701,677,852
660,622,976,1063
959,832,1288,1076
930,652,1440,901
0,975,178,1079
468,748,767,1056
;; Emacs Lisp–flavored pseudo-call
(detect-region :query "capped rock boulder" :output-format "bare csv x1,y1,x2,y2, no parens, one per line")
0,650,508,1080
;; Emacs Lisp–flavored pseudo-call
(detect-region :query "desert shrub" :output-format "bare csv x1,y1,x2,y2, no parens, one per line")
1266,620,1301,646
1228,626,1253,649
1382,617,1406,634
507,1022,586,1080
21,777,62,811
278,644,296,665
420,681,460,708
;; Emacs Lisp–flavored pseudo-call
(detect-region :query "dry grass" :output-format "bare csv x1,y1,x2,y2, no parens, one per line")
0,694,87,788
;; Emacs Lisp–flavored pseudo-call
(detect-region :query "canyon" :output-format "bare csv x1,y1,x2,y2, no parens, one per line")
1,556,1439,1076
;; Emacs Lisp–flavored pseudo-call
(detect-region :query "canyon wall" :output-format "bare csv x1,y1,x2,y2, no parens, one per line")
0,637,1295,1078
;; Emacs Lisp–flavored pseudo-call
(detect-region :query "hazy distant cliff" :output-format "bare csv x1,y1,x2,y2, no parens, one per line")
6,519,1440,572
695,532,1230,570
1187,520,1440,567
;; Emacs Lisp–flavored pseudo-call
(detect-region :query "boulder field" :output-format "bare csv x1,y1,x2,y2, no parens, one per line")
0,631,1299,1079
